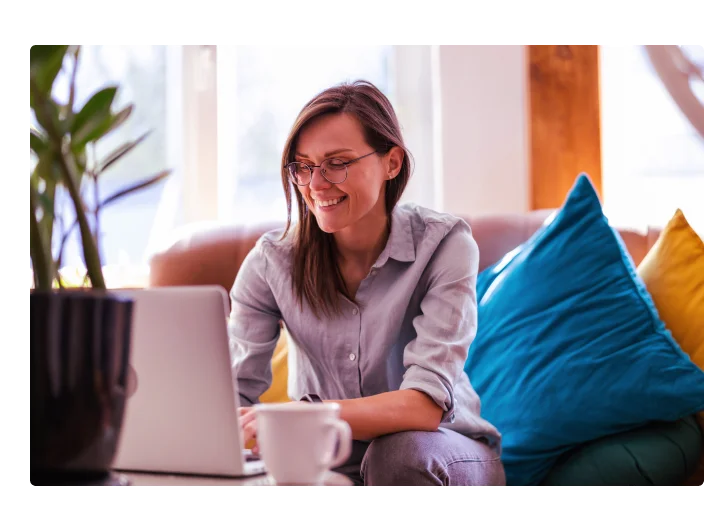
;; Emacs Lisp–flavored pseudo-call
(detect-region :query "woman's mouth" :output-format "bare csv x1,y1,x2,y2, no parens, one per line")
314,195,347,212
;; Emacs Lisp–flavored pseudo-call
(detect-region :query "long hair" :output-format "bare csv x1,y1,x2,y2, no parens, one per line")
280,80,413,319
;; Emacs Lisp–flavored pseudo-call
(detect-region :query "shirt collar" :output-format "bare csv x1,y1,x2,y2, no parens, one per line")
374,205,416,268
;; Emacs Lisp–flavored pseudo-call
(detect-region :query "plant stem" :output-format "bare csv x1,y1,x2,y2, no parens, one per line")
91,144,101,250
30,186,53,291
56,147,106,289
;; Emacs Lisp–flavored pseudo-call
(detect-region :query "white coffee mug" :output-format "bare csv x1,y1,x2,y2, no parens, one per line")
253,401,352,485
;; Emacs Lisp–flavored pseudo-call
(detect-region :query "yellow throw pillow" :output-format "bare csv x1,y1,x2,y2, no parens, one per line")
258,329,290,404
638,209,704,370
244,330,290,450
637,208,704,485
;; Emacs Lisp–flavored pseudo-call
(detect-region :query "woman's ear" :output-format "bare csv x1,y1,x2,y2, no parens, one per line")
385,146,404,180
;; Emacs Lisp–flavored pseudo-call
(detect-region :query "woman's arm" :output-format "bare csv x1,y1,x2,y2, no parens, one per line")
333,221,480,442
229,239,282,406
328,389,443,441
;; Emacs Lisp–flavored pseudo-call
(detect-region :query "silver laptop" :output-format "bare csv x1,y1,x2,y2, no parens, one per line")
112,285,266,478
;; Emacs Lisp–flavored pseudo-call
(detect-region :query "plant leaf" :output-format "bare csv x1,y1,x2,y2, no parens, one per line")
38,190,55,218
73,104,134,153
30,45,69,94
34,150,61,183
31,94,63,138
30,129,48,156
98,130,151,174
70,86,118,146
104,105,133,136
99,170,172,208
30,181,54,291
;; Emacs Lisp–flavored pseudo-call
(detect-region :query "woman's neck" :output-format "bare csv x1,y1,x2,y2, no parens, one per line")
334,208,390,272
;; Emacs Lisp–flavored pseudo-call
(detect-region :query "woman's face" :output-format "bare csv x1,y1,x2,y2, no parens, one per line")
293,112,402,234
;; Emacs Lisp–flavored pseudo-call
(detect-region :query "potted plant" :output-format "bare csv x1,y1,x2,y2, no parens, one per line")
30,45,171,485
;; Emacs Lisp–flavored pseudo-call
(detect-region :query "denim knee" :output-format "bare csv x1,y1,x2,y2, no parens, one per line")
361,429,505,486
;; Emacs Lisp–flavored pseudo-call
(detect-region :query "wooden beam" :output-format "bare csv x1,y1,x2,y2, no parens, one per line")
528,45,602,210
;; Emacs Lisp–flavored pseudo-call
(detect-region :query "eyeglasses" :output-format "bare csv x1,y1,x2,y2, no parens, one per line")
285,151,379,186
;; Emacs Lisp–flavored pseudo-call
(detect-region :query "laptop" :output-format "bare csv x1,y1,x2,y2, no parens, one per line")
112,285,266,478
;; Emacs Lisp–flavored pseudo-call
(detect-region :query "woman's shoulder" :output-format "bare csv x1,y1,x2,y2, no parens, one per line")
252,225,295,265
396,203,478,267
397,202,472,238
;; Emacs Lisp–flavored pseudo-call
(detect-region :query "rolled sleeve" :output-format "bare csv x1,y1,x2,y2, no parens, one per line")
228,239,282,406
399,221,479,424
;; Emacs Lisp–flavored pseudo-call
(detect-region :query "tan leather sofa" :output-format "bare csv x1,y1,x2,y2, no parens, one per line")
148,210,663,293
146,210,704,485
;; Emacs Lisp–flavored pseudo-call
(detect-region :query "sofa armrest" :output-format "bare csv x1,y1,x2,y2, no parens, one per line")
148,222,284,293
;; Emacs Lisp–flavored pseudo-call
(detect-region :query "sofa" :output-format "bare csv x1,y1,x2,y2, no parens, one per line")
147,208,703,485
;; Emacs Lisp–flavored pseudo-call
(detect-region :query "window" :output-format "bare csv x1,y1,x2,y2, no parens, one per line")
600,45,704,235
34,45,435,287
217,45,394,226
39,45,183,286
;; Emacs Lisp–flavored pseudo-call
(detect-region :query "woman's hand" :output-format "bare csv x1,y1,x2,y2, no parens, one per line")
238,407,259,453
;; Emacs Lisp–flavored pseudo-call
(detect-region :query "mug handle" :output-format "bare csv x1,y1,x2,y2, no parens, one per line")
319,419,353,470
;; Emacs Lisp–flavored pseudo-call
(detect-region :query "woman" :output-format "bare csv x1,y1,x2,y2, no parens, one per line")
230,80,504,485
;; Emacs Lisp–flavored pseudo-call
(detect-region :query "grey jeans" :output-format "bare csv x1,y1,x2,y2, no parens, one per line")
333,428,506,486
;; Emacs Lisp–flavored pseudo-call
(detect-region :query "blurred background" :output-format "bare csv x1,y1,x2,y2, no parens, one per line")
37,45,704,286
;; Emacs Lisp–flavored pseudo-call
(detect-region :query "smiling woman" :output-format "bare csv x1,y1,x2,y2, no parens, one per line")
282,89,410,314
228,80,506,486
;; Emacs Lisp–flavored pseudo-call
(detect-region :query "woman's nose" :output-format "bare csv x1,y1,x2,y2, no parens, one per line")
309,166,332,191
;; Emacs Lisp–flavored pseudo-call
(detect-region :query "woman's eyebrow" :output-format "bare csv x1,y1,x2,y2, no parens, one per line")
295,148,356,159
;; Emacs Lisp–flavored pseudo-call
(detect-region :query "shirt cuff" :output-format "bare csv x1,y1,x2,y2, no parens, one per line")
399,365,456,424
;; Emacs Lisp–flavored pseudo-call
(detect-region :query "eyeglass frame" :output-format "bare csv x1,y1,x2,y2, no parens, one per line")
284,150,380,186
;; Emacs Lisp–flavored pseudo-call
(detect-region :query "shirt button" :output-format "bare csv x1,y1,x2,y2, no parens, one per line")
370,269,377,276
349,353,356,361
352,308,359,315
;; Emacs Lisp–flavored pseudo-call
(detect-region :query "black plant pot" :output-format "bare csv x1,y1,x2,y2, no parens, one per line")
30,290,134,485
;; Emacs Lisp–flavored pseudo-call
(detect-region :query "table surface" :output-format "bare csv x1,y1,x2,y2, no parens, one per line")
118,470,354,486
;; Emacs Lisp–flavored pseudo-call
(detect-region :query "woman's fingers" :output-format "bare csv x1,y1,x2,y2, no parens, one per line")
238,407,260,451
240,408,258,444
239,407,256,427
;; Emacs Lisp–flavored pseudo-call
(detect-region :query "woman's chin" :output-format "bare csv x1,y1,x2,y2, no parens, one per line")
315,220,344,234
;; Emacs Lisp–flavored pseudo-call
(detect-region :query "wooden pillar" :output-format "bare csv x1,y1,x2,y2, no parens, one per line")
528,45,602,210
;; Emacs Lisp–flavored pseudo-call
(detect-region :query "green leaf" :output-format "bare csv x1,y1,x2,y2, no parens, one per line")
59,103,75,131
98,130,151,174
38,190,55,218
30,129,48,156
34,150,61,183
76,149,87,174
31,95,63,137
70,86,118,146
99,170,172,208
30,182,54,291
75,104,134,150
30,45,69,94
103,105,133,136
38,179,57,254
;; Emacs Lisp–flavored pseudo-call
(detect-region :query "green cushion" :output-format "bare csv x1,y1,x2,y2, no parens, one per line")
541,415,703,485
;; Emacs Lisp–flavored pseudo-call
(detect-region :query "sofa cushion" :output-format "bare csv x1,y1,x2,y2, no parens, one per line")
463,173,704,486
637,208,704,382
636,208,704,485
258,331,290,404
542,415,703,485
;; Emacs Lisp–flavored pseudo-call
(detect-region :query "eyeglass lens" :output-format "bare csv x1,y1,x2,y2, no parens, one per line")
288,158,348,185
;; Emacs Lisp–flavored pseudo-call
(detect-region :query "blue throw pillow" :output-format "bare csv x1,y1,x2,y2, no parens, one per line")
464,173,704,486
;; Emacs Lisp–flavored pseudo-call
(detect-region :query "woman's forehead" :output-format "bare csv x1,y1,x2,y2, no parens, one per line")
296,113,367,156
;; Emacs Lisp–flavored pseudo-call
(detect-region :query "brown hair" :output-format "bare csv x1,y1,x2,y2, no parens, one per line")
280,80,413,319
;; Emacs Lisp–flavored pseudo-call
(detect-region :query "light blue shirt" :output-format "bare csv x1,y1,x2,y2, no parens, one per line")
228,203,501,451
